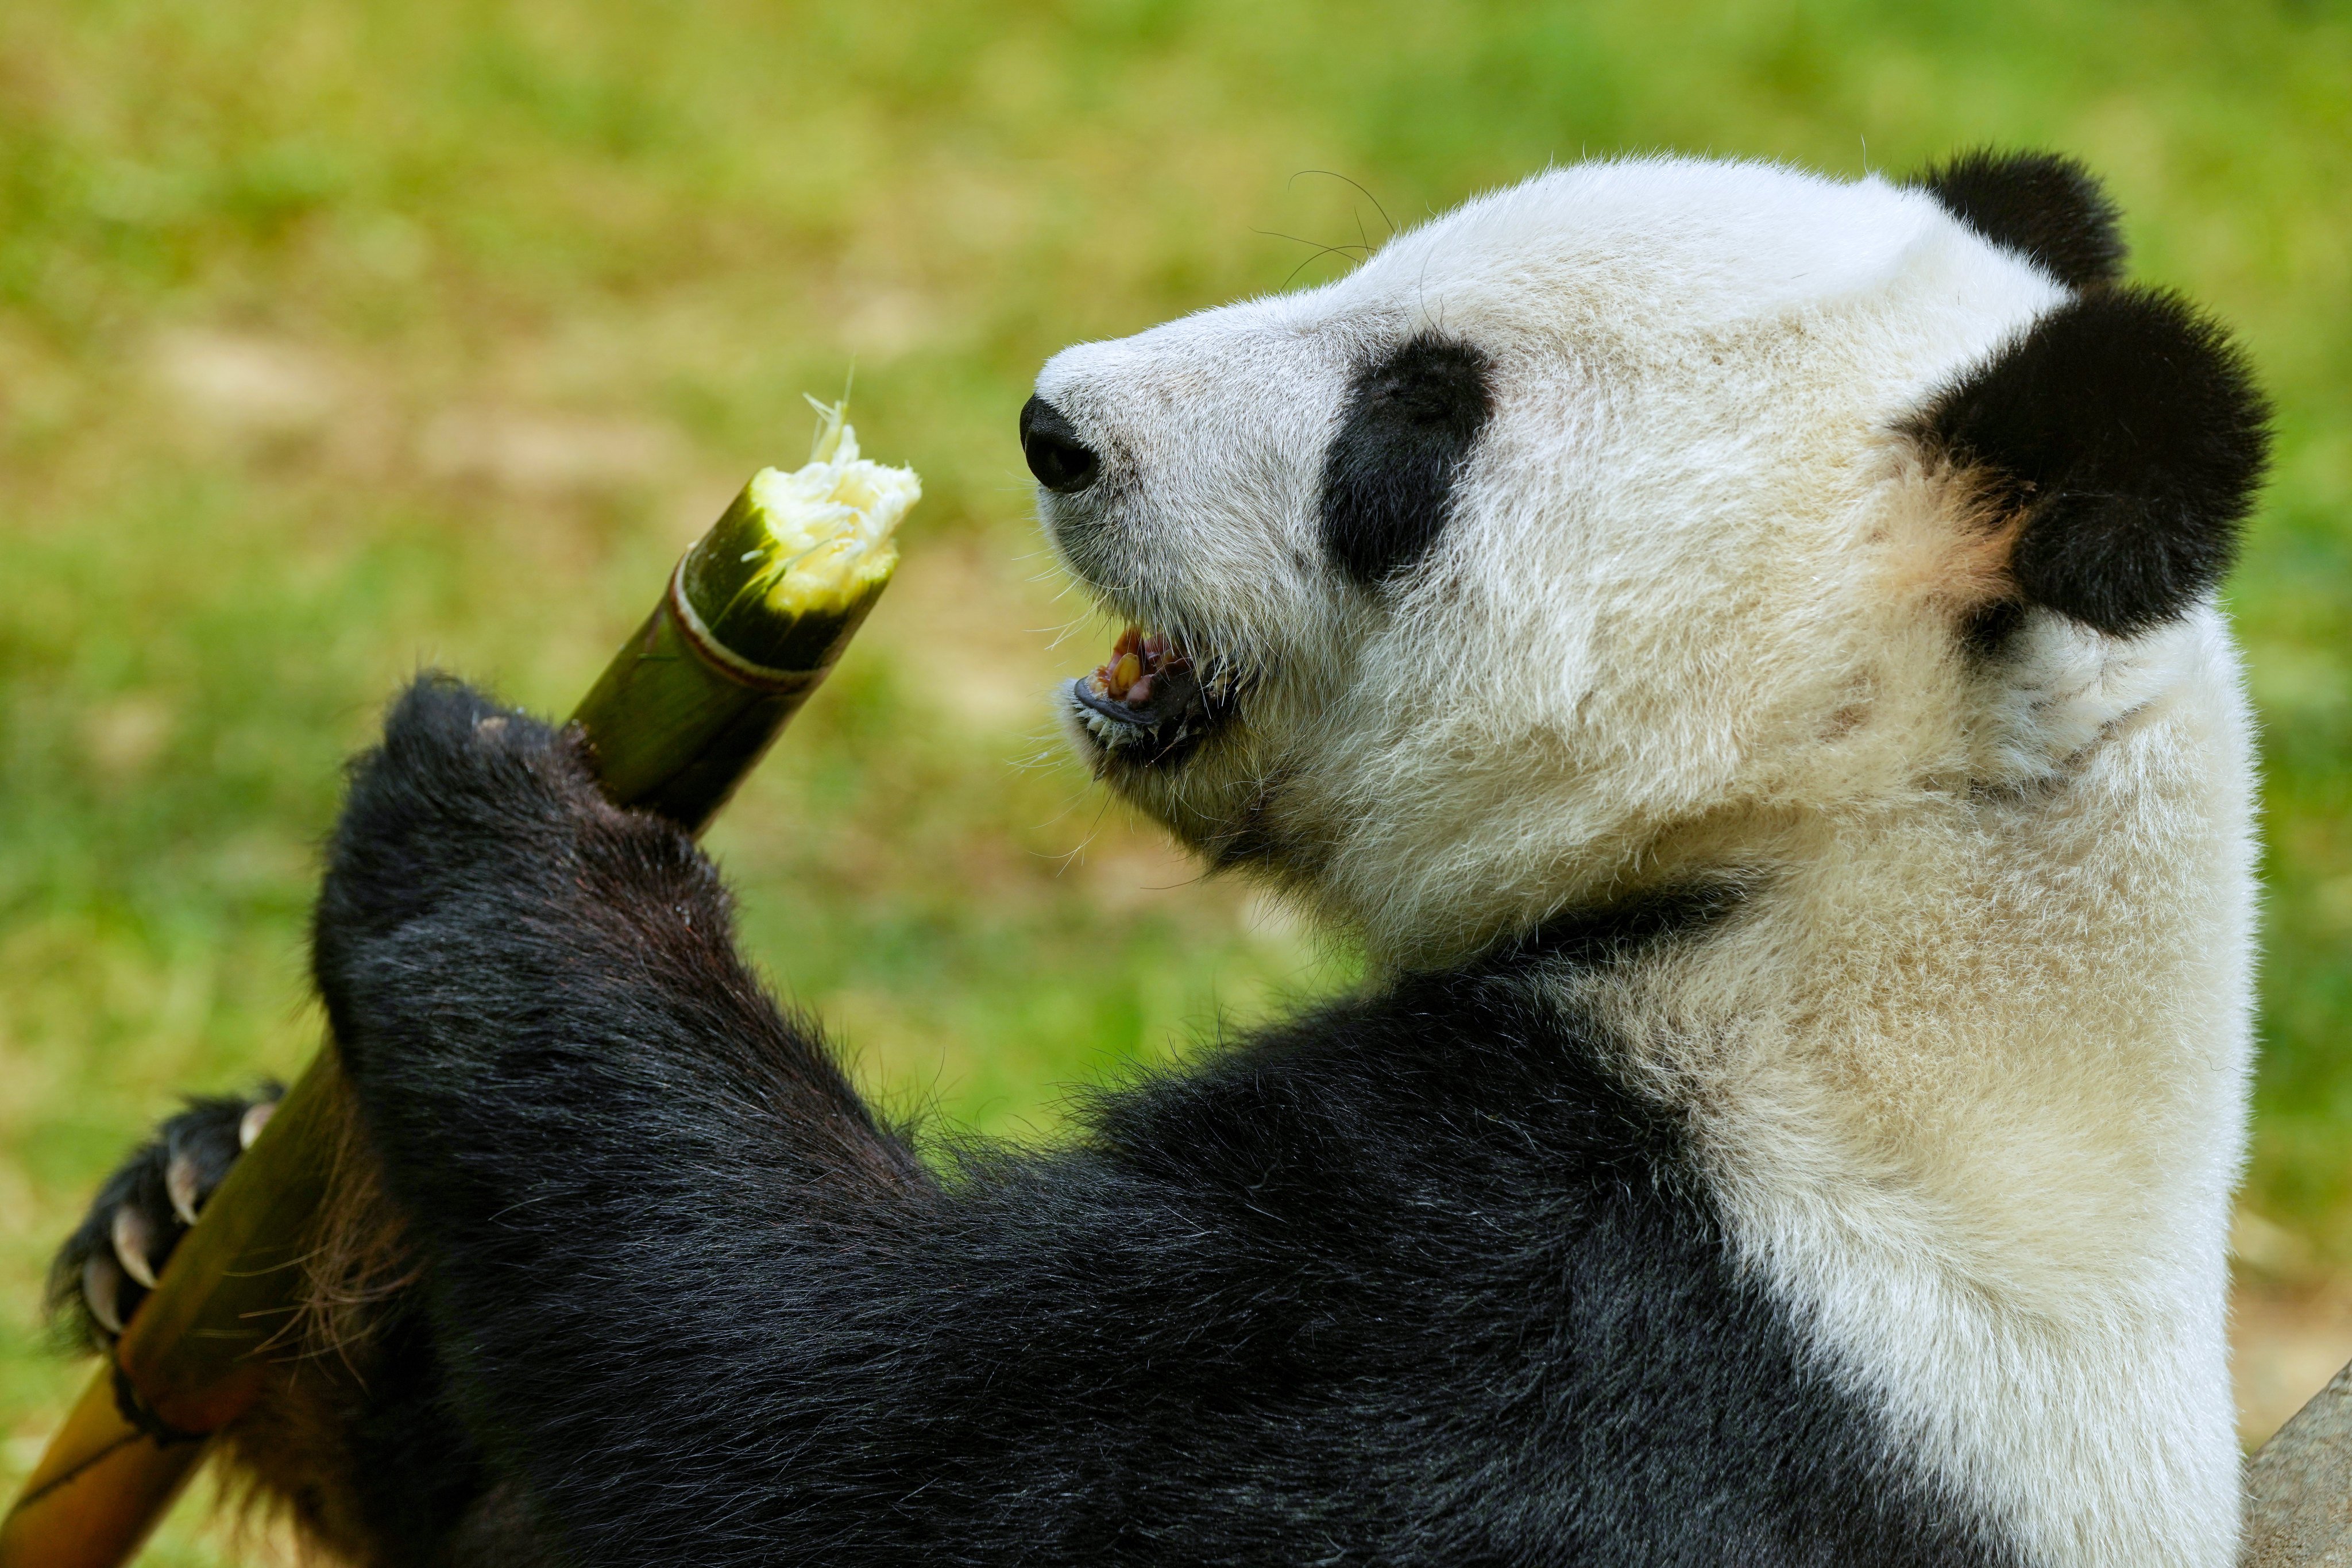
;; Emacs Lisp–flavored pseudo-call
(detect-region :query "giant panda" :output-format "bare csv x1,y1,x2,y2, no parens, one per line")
56,149,2269,1567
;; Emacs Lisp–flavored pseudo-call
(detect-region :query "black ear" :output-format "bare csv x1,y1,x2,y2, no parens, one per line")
1910,287,2270,638
1911,150,2126,291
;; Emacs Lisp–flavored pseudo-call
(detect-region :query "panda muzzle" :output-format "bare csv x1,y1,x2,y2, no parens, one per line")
1068,627,1237,763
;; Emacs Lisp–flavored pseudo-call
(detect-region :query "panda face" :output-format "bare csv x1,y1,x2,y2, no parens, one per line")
1029,156,2264,968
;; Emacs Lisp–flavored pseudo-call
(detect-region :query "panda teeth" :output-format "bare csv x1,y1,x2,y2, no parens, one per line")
1069,623,1234,762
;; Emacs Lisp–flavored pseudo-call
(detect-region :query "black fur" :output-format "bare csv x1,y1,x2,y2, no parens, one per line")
1911,150,2126,291
1911,287,2269,638
338,1302,523,1565
291,675,2023,1566
1320,334,1494,583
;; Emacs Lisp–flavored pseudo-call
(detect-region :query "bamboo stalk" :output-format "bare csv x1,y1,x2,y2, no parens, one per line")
0,1376,203,1568
576,404,910,828
0,405,917,1568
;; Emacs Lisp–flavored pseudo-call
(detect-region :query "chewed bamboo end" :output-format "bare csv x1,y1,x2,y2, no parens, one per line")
739,404,919,618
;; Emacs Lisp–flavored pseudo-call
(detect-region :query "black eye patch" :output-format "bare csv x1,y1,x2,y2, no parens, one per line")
1319,334,1494,584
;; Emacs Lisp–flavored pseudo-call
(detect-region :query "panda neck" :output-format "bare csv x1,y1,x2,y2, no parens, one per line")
1558,609,2256,1568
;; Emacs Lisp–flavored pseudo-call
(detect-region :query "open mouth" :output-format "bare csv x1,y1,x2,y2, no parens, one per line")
1066,627,1239,766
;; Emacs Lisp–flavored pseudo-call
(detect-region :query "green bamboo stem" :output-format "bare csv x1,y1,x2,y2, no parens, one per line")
573,490,890,831
0,412,916,1568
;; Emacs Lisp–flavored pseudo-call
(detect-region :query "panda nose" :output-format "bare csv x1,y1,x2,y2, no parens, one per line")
1020,396,1101,494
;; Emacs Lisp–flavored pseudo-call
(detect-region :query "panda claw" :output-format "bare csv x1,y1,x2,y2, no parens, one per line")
165,1152,203,1226
239,1098,276,1150
82,1252,126,1338
110,1206,161,1289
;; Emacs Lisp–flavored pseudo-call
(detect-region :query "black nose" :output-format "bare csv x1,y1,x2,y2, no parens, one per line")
1020,395,1100,494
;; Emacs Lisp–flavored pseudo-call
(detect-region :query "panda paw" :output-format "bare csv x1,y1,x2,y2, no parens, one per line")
50,1088,284,1349
318,674,622,937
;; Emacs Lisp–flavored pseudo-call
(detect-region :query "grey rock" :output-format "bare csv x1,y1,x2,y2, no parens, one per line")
2247,1360,2352,1566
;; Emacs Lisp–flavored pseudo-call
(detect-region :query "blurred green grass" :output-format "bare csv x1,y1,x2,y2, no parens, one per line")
1,0,2347,1556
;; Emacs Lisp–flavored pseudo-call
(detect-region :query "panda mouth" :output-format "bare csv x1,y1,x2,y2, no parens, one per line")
1065,627,1239,766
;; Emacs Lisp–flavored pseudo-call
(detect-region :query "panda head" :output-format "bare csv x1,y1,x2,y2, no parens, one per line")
1027,153,2268,970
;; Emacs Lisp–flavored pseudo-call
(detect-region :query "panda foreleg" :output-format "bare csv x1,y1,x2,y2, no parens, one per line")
308,675,942,1559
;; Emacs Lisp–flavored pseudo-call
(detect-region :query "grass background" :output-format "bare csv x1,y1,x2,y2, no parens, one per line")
0,1,2346,1558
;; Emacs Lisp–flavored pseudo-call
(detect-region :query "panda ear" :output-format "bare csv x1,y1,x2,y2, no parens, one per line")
1910,149,2126,291
1909,287,2270,638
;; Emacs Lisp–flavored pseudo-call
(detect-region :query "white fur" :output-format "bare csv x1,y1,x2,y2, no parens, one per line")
1034,156,2253,1566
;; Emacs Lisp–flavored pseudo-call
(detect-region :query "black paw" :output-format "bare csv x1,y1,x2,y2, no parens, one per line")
314,674,719,1094
50,1088,284,1349
368,675,598,824
315,675,612,944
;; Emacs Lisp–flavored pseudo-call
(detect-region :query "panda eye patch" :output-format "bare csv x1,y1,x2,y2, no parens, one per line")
1319,333,1494,584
